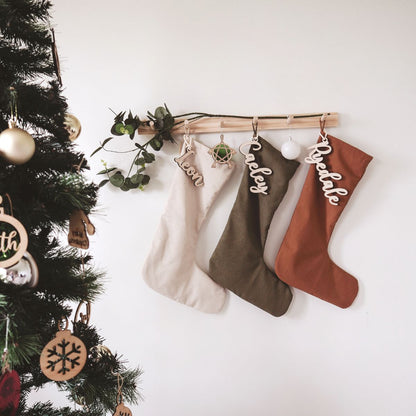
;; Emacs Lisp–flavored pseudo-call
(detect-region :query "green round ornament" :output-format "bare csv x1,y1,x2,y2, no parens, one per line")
208,134,236,168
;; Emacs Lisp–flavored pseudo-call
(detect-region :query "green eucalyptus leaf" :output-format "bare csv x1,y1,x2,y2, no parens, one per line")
97,167,117,175
124,177,140,189
154,106,168,120
135,157,145,165
142,175,150,185
109,172,124,187
111,122,125,136
131,173,144,185
163,114,174,130
90,146,103,157
102,137,113,147
98,179,110,188
149,137,163,151
125,124,135,135
138,166,145,173
143,152,155,163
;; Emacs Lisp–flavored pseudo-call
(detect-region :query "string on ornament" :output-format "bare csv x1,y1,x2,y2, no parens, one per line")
112,370,133,416
1,315,10,373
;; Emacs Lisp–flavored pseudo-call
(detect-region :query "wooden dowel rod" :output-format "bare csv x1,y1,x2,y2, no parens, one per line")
137,112,338,135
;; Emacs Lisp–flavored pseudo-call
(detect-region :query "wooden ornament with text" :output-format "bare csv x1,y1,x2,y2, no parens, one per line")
0,196,28,268
304,133,349,205
113,401,133,416
40,319,87,381
174,148,204,187
239,138,273,195
68,209,95,249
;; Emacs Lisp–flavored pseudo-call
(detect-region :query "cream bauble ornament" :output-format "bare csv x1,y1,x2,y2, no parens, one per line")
0,120,35,165
281,136,301,160
64,114,81,141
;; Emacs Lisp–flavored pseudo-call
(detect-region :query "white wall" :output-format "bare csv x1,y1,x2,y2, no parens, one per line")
40,0,416,414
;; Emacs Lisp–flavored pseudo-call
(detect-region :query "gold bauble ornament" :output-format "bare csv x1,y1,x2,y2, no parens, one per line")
0,120,35,165
64,114,81,141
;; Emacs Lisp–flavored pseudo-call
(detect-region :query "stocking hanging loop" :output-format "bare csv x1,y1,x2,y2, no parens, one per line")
183,120,193,151
320,113,327,133
252,117,259,140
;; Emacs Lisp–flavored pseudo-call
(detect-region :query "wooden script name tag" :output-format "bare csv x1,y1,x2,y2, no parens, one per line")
305,137,348,206
239,139,272,195
174,149,204,187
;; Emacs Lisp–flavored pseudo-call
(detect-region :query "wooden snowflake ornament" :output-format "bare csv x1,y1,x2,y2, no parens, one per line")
40,318,87,381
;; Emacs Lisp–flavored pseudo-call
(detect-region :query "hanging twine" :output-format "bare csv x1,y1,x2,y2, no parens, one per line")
2,315,10,373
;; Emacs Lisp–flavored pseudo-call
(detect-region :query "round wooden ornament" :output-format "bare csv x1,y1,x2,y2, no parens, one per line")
0,370,20,416
40,318,87,381
0,196,28,268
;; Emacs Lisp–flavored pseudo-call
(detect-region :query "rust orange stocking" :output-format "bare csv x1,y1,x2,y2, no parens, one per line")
275,133,372,308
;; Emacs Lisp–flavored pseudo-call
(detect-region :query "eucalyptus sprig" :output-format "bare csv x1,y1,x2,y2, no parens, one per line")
91,105,175,191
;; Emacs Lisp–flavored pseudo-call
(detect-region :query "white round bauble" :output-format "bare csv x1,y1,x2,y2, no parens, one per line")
281,137,301,160
0,120,35,165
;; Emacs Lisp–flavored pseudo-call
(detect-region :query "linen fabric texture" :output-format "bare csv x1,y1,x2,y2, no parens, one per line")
275,134,373,308
209,137,299,317
142,140,234,313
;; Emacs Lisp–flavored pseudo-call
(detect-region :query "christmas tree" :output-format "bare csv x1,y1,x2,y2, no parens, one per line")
0,0,141,414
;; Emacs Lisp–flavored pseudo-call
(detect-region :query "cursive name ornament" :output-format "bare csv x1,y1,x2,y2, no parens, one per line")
174,136,204,187
0,196,28,268
239,136,272,195
305,133,348,206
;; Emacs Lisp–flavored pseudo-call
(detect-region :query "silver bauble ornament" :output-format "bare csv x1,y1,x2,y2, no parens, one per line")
281,137,301,160
64,114,81,141
0,120,36,165
0,252,39,287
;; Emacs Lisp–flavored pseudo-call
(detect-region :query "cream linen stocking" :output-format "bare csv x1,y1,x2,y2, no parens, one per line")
142,139,234,313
